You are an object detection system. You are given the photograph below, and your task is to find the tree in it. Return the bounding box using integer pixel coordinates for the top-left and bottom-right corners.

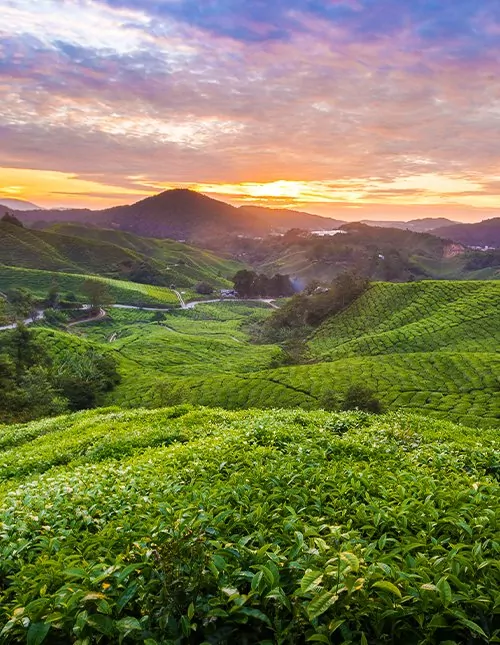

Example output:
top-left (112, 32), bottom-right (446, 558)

top-left (46, 278), bottom-right (60, 309)
top-left (82, 279), bottom-right (112, 312)
top-left (1, 212), bottom-right (23, 227)
top-left (6, 288), bottom-right (36, 320)
top-left (196, 281), bottom-right (214, 295)
top-left (341, 384), bottom-right (383, 413)
top-left (233, 270), bottom-right (257, 297)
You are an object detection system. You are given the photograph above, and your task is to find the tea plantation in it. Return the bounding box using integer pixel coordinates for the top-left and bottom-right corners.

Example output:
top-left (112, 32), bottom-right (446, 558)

top-left (0, 266), bottom-right (180, 307)
top-left (0, 406), bottom-right (498, 644)
top-left (95, 282), bottom-right (499, 428)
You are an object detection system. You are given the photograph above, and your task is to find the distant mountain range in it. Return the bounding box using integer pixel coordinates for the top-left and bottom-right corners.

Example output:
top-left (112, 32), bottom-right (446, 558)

top-left (0, 198), bottom-right (42, 211)
top-left (360, 217), bottom-right (459, 232)
top-left (3, 189), bottom-right (499, 247)
top-left (432, 218), bottom-right (500, 249)
top-left (7, 190), bottom-right (342, 243)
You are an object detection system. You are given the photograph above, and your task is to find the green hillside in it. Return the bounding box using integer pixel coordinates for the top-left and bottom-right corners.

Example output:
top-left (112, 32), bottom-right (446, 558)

top-left (108, 282), bottom-right (497, 426)
top-left (0, 266), bottom-right (179, 306)
top-left (0, 221), bottom-right (243, 288)
top-left (310, 281), bottom-right (500, 358)
top-left (0, 406), bottom-right (498, 643)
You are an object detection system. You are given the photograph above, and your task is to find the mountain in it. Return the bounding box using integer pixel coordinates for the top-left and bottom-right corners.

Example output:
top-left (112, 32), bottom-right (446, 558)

top-left (361, 217), bottom-right (459, 232)
top-left (239, 205), bottom-right (344, 231)
top-left (13, 189), bottom-right (344, 242)
top-left (433, 218), bottom-right (500, 248)
top-left (0, 198), bottom-right (42, 211)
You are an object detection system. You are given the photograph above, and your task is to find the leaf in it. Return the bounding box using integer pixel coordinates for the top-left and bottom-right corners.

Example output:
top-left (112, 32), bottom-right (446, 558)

top-left (300, 570), bottom-right (324, 594)
top-left (458, 618), bottom-right (488, 640)
top-left (117, 563), bottom-right (142, 583)
top-left (420, 583), bottom-right (437, 592)
top-left (187, 602), bottom-right (195, 620)
top-left (116, 616), bottom-right (141, 634)
top-left (86, 614), bottom-right (115, 636)
top-left (116, 582), bottom-right (138, 613)
top-left (307, 591), bottom-right (339, 620)
top-left (340, 552), bottom-right (359, 573)
top-left (361, 634), bottom-right (368, 645)
top-left (307, 634), bottom-right (331, 643)
top-left (436, 577), bottom-right (452, 606)
top-left (27, 622), bottom-right (50, 645)
top-left (372, 581), bottom-right (402, 599)
top-left (238, 608), bottom-right (271, 626)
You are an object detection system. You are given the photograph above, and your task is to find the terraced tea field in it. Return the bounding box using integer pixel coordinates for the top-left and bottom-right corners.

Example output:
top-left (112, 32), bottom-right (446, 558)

top-left (0, 406), bottom-right (498, 643)
top-left (136, 281), bottom-right (500, 427)
top-left (311, 281), bottom-right (500, 359)
top-left (0, 266), bottom-right (180, 306)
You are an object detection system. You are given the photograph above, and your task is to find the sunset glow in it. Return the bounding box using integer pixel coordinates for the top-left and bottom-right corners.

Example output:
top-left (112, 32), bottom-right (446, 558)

top-left (1, 0), bottom-right (500, 220)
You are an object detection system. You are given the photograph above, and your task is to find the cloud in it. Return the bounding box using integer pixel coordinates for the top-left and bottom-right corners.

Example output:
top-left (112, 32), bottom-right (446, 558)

top-left (1, 0), bottom-right (500, 217)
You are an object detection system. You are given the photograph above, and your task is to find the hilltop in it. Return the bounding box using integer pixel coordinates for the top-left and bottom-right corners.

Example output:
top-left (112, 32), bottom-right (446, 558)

top-left (215, 222), bottom-right (500, 282)
top-left (0, 198), bottom-right (42, 211)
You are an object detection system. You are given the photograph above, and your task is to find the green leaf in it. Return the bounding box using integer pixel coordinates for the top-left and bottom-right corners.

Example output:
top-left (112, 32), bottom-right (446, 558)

top-left (361, 633), bottom-right (368, 645)
top-left (86, 614), bottom-right (115, 636)
top-left (300, 570), bottom-right (324, 594)
top-left (238, 608), bottom-right (271, 626)
top-left (116, 616), bottom-right (141, 634)
top-left (307, 634), bottom-right (331, 643)
top-left (307, 591), bottom-right (339, 620)
top-left (187, 602), bottom-right (195, 620)
top-left (372, 581), bottom-right (402, 598)
top-left (27, 622), bottom-right (50, 645)
top-left (340, 552), bottom-right (360, 572)
top-left (436, 577), bottom-right (452, 606)
top-left (458, 618), bottom-right (488, 640)
top-left (116, 582), bottom-right (138, 613)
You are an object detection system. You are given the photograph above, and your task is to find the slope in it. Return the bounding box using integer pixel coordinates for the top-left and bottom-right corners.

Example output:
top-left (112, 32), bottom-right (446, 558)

top-left (139, 281), bottom-right (500, 427)
top-left (0, 266), bottom-right (179, 306)
top-left (0, 406), bottom-right (498, 643)
top-left (0, 220), bottom-right (243, 288)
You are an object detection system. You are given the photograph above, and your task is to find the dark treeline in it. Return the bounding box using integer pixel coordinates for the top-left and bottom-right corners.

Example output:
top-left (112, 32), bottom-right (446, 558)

top-left (232, 270), bottom-right (295, 298)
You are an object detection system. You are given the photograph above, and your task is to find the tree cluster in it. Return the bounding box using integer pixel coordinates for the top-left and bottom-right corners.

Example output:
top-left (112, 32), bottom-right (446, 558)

top-left (0, 325), bottom-right (120, 423)
top-left (266, 271), bottom-right (370, 331)
top-left (232, 270), bottom-right (295, 298)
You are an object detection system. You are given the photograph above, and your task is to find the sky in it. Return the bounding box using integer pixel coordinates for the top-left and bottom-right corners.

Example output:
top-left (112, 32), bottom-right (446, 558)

top-left (1, 0), bottom-right (500, 221)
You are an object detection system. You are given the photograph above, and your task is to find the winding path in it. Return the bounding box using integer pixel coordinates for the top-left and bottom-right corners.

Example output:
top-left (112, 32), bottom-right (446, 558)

top-left (0, 297), bottom-right (279, 332)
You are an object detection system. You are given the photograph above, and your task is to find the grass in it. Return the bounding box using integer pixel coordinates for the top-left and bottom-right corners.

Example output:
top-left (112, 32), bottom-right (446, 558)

top-left (0, 406), bottom-right (498, 643)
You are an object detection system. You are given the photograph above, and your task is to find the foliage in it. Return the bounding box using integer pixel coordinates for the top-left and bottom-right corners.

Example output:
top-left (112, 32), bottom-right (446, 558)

top-left (195, 281), bottom-right (214, 295)
top-left (1, 212), bottom-right (23, 227)
top-left (341, 384), bottom-right (384, 413)
top-left (82, 278), bottom-right (112, 312)
top-left (264, 272), bottom-right (370, 333)
top-left (233, 270), bottom-right (295, 298)
top-left (5, 288), bottom-right (36, 320)
top-left (0, 407), bottom-right (498, 643)
top-left (0, 326), bottom-right (120, 423)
